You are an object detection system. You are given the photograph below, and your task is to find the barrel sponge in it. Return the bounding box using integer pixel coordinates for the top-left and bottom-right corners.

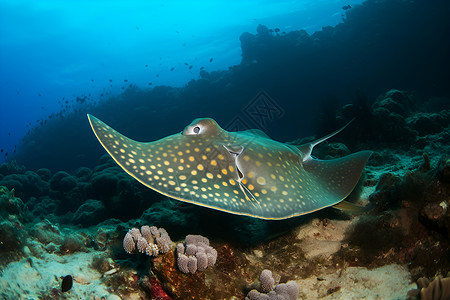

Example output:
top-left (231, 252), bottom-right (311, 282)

top-left (187, 256), bottom-right (197, 273)
top-left (136, 236), bottom-right (148, 253)
top-left (185, 234), bottom-right (209, 246)
top-left (274, 281), bottom-right (299, 300)
top-left (123, 230), bottom-right (136, 254)
top-left (177, 253), bottom-right (189, 273)
top-left (260, 269), bottom-right (275, 293)
top-left (245, 270), bottom-right (299, 300)
top-left (196, 251), bottom-right (208, 271)
top-left (176, 234), bottom-right (217, 274)
top-left (122, 225), bottom-right (172, 257)
top-left (141, 225), bottom-right (154, 244)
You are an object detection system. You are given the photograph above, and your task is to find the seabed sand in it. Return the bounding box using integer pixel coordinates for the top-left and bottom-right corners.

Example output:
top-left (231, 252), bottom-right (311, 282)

top-left (0, 213), bottom-right (416, 299)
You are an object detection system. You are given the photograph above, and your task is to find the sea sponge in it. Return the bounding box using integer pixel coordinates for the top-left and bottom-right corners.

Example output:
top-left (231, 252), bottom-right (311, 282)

top-left (122, 225), bottom-right (172, 257)
top-left (123, 230), bottom-right (137, 254)
top-left (260, 269), bottom-right (275, 293)
top-left (176, 234), bottom-right (217, 274)
top-left (407, 274), bottom-right (450, 300)
top-left (245, 270), bottom-right (299, 300)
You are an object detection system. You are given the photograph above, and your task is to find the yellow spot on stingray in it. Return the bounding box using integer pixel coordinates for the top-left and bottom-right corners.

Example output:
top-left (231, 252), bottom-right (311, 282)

top-left (229, 165), bottom-right (234, 172)
top-left (242, 179), bottom-right (248, 185)
top-left (120, 149), bottom-right (125, 153)
top-left (179, 175), bottom-right (187, 180)
top-left (270, 174), bottom-right (276, 180)
top-left (175, 187), bottom-right (181, 192)
top-left (248, 184), bottom-right (254, 190)
top-left (139, 159), bottom-right (145, 163)
top-left (271, 186), bottom-right (277, 192)
top-left (247, 172), bottom-right (254, 178)
top-left (194, 147), bottom-right (200, 152)
top-left (279, 175), bottom-right (285, 181)
top-left (243, 155), bottom-right (250, 161)
top-left (256, 161), bottom-right (261, 167)
top-left (146, 170), bottom-right (152, 175)
top-left (257, 177), bottom-right (266, 185)
top-left (214, 184), bottom-right (220, 189)
top-left (261, 189), bottom-right (267, 194)
top-left (197, 164), bottom-right (204, 171)
top-left (210, 160), bottom-right (217, 166)
top-left (150, 165), bottom-right (156, 169)
top-left (282, 191), bottom-right (288, 195)
top-left (258, 153), bottom-right (263, 158)
top-left (178, 151), bottom-right (183, 156)
top-left (189, 156), bottom-right (195, 162)
top-left (140, 166), bottom-right (146, 170)
top-left (202, 155), bottom-right (207, 160)
top-left (168, 180), bottom-right (176, 186)
top-left (201, 194), bottom-right (208, 199)
top-left (168, 168), bottom-right (174, 173)
top-left (222, 182), bottom-right (228, 187)
top-left (229, 179), bottom-right (236, 185)
top-left (191, 170), bottom-right (198, 176)
top-left (201, 178), bottom-right (208, 183)
top-left (154, 175), bottom-right (160, 180)
top-left (206, 173), bottom-right (214, 179)
top-left (178, 166), bottom-right (184, 171)
top-left (233, 190), bottom-right (239, 194)
top-left (221, 169), bottom-right (227, 175)
top-left (164, 160), bottom-right (170, 166)
top-left (129, 159), bottom-right (135, 164)
top-left (217, 154), bottom-right (225, 160)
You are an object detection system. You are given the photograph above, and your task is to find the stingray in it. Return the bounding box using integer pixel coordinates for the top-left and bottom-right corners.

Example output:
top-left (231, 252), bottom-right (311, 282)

top-left (87, 115), bottom-right (372, 220)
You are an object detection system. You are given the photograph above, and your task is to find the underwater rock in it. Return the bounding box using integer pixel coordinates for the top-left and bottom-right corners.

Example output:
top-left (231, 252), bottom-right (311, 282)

top-left (36, 168), bottom-right (51, 181)
top-left (0, 185), bottom-right (31, 223)
top-left (49, 171), bottom-right (77, 192)
top-left (0, 161), bottom-right (26, 176)
top-left (0, 171), bottom-right (50, 200)
top-left (73, 166), bottom-right (92, 182)
top-left (72, 199), bottom-right (106, 227)
top-left (0, 221), bottom-right (25, 264)
top-left (408, 110), bottom-right (450, 135)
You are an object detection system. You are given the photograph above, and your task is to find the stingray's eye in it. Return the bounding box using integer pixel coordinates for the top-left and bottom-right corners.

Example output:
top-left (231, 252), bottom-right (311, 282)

top-left (193, 126), bottom-right (200, 134)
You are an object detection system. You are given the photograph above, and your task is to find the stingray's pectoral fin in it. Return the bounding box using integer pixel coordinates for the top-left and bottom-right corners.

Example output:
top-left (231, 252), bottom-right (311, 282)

top-left (304, 150), bottom-right (373, 202)
top-left (332, 200), bottom-right (371, 213)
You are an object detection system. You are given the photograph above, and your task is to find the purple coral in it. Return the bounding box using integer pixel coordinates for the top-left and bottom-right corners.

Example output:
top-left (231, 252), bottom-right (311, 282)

top-left (176, 234), bottom-right (217, 274)
top-left (246, 270), bottom-right (299, 300)
top-left (122, 225), bottom-right (172, 257)
top-left (260, 269), bottom-right (275, 293)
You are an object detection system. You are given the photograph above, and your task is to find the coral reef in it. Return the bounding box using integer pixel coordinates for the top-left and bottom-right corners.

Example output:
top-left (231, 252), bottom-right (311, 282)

top-left (245, 269), bottom-right (299, 300)
top-left (176, 234), bottom-right (217, 274)
top-left (407, 274), bottom-right (450, 300)
top-left (123, 225), bottom-right (172, 256)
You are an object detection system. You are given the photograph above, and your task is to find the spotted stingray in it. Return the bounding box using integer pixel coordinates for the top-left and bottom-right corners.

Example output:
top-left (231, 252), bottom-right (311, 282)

top-left (87, 115), bottom-right (372, 220)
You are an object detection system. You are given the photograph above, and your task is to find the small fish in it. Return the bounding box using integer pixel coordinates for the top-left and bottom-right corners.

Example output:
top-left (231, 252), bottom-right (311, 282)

top-left (61, 275), bottom-right (73, 292)
top-left (342, 5), bottom-right (352, 10)
top-left (88, 116), bottom-right (371, 220)
top-left (209, 58), bottom-right (213, 63)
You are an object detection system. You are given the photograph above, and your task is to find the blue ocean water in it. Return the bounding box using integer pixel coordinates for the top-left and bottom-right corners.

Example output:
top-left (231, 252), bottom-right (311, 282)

top-left (0, 0), bottom-right (363, 164)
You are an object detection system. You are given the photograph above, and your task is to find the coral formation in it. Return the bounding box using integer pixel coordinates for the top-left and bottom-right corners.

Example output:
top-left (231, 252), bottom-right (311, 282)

top-left (246, 269), bottom-right (299, 300)
top-left (407, 274), bottom-right (450, 300)
top-left (176, 234), bottom-right (217, 274)
top-left (123, 225), bottom-right (172, 257)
